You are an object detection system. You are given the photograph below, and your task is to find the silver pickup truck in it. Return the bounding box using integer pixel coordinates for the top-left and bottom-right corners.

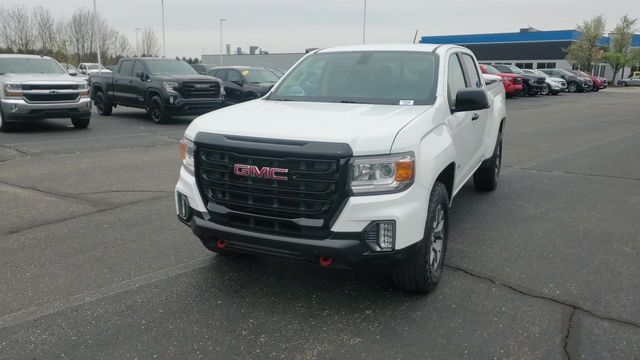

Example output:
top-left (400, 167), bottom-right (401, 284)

top-left (0, 54), bottom-right (92, 132)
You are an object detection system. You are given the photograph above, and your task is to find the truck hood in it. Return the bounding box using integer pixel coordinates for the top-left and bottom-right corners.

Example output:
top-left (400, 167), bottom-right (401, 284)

top-left (186, 100), bottom-right (430, 155)
top-left (154, 74), bottom-right (220, 82)
top-left (1, 73), bottom-right (82, 83)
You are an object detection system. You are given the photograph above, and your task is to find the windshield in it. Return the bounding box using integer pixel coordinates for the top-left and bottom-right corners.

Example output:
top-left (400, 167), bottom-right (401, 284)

top-left (244, 69), bottom-right (279, 83)
top-left (87, 64), bottom-right (107, 70)
top-left (146, 60), bottom-right (198, 75)
top-left (482, 65), bottom-right (501, 75)
top-left (0, 58), bottom-right (66, 75)
top-left (269, 51), bottom-right (438, 105)
top-left (505, 65), bottom-right (523, 74)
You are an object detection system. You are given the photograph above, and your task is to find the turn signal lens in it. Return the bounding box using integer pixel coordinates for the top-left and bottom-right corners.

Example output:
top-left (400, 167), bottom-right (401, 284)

top-left (395, 160), bottom-right (414, 182)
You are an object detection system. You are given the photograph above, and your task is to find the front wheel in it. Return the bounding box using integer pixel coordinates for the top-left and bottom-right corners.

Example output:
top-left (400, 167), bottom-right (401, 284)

top-left (71, 117), bottom-right (90, 129)
top-left (621, 81), bottom-right (628, 87)
top-left (0, 108), bottom-right (17, 132)
top-left (148, 96), bottom-right (169, 124)
top-left (540, 84), bottom-right (550, 95)
top-left (473, 131), bottom-right (502, 191)
top-left (567, 82), bottom-right (578, 93)
top-left (94, 91), bottom-right (112, 116)
top-left (390, 182), bottom-right (449, 294)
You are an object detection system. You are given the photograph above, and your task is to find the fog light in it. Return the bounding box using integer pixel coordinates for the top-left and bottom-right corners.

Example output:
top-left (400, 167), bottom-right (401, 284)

top-left (378, 222), bottom-right (395, 249)
top-left (170, 96), bottom-right (175, 104)
top-left (10, 103), bottom-right (18, 112)
top-left (176, 192), bottom-right (192, 222)
top-left (362, 221), bottom-right (395, 251)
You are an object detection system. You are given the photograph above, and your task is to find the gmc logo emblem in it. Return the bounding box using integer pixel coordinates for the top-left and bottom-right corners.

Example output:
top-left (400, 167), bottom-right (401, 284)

top-left (233, 164), bottom-right (289, 181)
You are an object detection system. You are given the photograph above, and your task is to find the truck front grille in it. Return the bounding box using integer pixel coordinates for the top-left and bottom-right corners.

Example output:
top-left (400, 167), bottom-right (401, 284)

top-left (24, 93), bottom-right (79, 102)
top-left (196, 145), bottom-right (350, 238)
top-left (180, 81), bottom-right (221, 99)
top-left (22, 84), bottom-right (79, 90)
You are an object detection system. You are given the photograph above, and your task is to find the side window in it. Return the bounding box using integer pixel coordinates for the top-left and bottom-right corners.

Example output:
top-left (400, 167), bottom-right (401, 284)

top-left (228, 70), bottom-right (243, 83)
top-left (132, 61), bottom-right (144, 77)
top-left (213, 69), bottom-right (227, 80)
top-left (119, 60), bottom-right (134, 76)
top-left (447, 54), bottom-right (467, 108)
top-left (461, 54), bottom-right (482, 88)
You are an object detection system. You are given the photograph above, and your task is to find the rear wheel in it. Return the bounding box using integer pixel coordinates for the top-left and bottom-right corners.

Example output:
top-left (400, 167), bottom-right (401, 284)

top-left (567, 82), bottom-right (578, 93)
top-left (473, 131), bottom-right (502, 191)
top-left (148, 96), bottom-right (169, 124)
top-left (94, 91), bottom-right (112, 115)
top-left (390, 182), bottom-right (449, 294)
top-left (71, 117), bottom-right (90, 129)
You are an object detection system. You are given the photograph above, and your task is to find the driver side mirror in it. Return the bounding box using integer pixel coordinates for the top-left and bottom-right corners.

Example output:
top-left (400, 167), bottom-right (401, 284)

top-left (452, 88), bottom-right (490, 113)
top-left (135, 71), bottom-right (145, 80)
top-left (232, 78), bottom-right (244, 86)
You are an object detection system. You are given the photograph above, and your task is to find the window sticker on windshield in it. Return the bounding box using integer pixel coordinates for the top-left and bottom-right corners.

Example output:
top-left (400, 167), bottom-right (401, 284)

top-left (399, 100), bottom-right (414, 106)
top-left (242, 70), bottom-right (249, 76)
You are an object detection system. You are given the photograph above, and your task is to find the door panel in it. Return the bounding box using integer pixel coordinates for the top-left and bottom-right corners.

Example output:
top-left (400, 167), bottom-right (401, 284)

top-left (446, 53), bottom-right (477, 187)
top-left (460, 53), bottom-right (489, 167)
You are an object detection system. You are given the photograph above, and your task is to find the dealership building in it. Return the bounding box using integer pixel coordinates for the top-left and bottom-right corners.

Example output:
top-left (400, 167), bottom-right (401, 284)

top-left (202, 28), bottom-right (639, 81)
top-left (420, 28), bottom-right (640, 81)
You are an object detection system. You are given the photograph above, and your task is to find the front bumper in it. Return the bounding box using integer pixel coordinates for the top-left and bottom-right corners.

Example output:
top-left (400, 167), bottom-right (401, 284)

top-left (186, 210), bottom-right (418, 265)
top-left (163, 96), bottom-right (224, 115)
top-left (175, 163), bottom-right (429, 264)
top-left (1, 97), bottom-right (92, 120)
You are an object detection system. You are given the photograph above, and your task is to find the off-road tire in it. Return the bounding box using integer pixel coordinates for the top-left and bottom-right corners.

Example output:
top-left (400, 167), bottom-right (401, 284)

top-left (390, 181), bottom-right (449, 294)
top-left (473, 131), bottom-right (502, 191)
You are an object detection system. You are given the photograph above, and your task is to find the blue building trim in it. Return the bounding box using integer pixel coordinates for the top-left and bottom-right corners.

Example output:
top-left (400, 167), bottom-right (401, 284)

top-left (420, 30), bottom-right (621, 47)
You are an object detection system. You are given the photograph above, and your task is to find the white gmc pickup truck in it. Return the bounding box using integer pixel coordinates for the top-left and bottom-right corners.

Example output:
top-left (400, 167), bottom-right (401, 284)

top-left (175, 44), bottom-right (506, 293)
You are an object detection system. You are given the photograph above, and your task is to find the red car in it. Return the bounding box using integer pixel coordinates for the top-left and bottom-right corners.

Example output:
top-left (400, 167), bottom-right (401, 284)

top-left (479, 64), bottom-right (524, 97)
top-left (568, 70), bottom-right (607, 91)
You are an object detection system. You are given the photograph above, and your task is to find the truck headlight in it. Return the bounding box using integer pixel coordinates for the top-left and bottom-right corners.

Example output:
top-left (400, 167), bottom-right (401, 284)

top-left (78, 82), bottom-right (89, 96)
top-left (349, 152), bottom-right (414, 195)
top-left (180, 137), bottom-right (195, 174)
top-left (163, 81), bottom-right (179, 92)
top-left (4, 83), bottom-right (22, 97)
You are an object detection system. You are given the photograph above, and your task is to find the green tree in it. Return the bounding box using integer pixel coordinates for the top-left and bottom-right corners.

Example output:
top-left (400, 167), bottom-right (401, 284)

top-left (603, 15), bottom-right (638, 82)
top-left (566, 15), bottom-right (607, 72)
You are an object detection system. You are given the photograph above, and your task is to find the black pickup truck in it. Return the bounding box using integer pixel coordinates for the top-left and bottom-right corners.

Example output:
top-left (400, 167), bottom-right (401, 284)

top-left (90, 58), bottom-right (224, 123)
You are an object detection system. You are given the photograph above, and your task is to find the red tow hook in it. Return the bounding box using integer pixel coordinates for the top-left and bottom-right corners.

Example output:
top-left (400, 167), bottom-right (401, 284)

top-left (319, 256), bottom-right (334, 267)
top-left (216, 239), bottom-right (227, 249)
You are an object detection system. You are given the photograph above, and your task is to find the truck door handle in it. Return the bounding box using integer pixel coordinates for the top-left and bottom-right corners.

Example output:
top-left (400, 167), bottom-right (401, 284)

top-left (129, 80), bottom-right (133, 84)
top-left (471, 113), bottom-right (480, 121)
top-left (114, 79), bottom-right (118, 83)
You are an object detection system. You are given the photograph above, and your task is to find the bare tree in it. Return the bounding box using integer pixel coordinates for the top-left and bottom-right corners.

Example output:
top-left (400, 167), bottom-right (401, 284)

top-left (0, 6), bottom-right (16, 50)
top-left (140, 28), bottom-right (160, 56)
top-left (33, 6), bottom-right (57, 50)
top-left (10, 5), bottom-right (35, 51)
top-left (66, 8), bottom-right (93, 62)
top-left (113, 33), bottom-right (133, 57)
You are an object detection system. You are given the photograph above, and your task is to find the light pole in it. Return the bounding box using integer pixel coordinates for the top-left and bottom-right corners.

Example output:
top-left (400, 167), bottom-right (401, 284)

top-left (161, 0), bottom-right (166, 57)
top-left (135, 27), bottom-right (141, 56)
top-left (219, 18), bottom-right (227, 65)
top-left (362, 0), bottom-right (367, 44)
top-left (92, 0), bottom-right (102, 72)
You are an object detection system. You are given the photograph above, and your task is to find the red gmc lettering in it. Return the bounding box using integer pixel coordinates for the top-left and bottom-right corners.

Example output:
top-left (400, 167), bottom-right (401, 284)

top-left (233, 164), bottom-right (288, 180)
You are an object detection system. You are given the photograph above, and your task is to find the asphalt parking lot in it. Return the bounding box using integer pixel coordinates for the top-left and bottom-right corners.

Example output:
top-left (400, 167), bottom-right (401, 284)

top-left (1, 89), bottom-right (639, 359)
